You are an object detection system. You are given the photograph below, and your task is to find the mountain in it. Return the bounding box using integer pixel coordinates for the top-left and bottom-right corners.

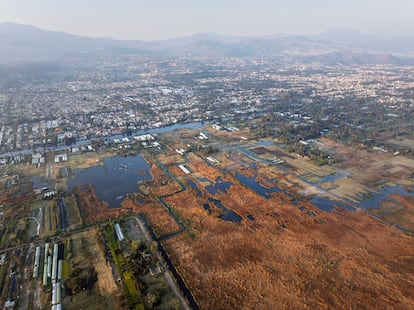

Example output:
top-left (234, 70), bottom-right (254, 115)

top-left (1, 23), bottom-right (414, 64)
top-left (0, 23), bottom-right (153, 62)
top-left (314, 28), bottom-right (414, 52)
top-left (302, 51), bottom-right (404, 66)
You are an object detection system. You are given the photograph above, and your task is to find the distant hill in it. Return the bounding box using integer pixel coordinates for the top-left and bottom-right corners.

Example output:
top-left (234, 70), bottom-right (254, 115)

top-left (0, 22), bottom-right (152, 62)
top-left (314, 28), bottom-right (414, 53)
top-left (1, 23), bottom-right (414, 64)
top-left (303, 51), bottom-right (404, 66)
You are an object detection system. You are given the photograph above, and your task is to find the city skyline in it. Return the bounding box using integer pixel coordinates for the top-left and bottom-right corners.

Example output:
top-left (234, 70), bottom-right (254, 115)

top-left (1, 0), bottom-right (413, 40)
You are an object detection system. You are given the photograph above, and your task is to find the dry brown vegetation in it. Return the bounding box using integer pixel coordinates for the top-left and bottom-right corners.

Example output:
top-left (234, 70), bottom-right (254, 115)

top-left (88, 228), bottom-right (119, 296)
top-left (47, 131), bottom-right (414, 309)
top-left (147, 163), bottom-right (181, 196)
top-left (320, 137), bottom-right (414, 186)
top-left (157, 153), bottom-right (185, 166)
top-left (163, 196), bottom-right (414, 309)
top-left (370, 194), bottom-right (414, 232)
top-left (122, 198), bottom-right (180, 237)
top-left (0, 181), bottom-right (36, 206)
top-left (205, 126), bottom-right (255, 142)
top-left (74, 185), bottom-right (114, 223)
top-left (142, 146), bottom-right (414, 309)
top-left (316, 137), bottom-right (414, 230)
top-left (68, 152), bottom-right (112, 170)
top-left (74, 185), bottom-right (157, 224)
top-left (187, 153), bottom-right (224, 181)
top-left (67, 228), bottom-right (124, 309)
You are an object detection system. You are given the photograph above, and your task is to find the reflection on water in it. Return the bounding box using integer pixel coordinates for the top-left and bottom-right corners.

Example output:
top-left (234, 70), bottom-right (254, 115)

top-left (311, 196), bottom-right (353, 212)
top-left (208, 198), bottom-right (242, 222)
top-left (205, 177), bottom-right (233, 195)
top-left (203, 203), bottom-right (211, 211)
top-left (236, 172), bottom-right (284, 199)
top-left (317, 172), bottom-right (350, 184)
top-left (67, 154), bottom-right (151, 208)
top-left (310, 185), bottom-right (414, 213)
top-left (188, 180), bottom-right (202, 196)
top-left (256, 140), bottom-right (274, 147)
top-left (357, 185), bottom-right (414, 209)
top-left (196, 177), bottom-right (212, 185)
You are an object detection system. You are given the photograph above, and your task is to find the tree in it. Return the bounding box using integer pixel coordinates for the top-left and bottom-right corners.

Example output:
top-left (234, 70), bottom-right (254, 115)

top-left (131, 240), bottom-right (141, 253)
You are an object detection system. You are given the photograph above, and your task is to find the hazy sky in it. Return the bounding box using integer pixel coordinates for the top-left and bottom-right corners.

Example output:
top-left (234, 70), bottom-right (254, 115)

top-left (0, 0), bottom-right (413, 40)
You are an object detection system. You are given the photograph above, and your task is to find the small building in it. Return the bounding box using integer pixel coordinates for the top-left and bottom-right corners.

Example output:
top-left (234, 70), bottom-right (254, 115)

top-left (11, 174), bottom-right (19, 185)
top-left (176, 148), bottom-right (185, 155)
top-left (32, 153), bottom-right (45, 165)
top-left (134, 134), bottom-right (154, 142)
top-left (198, 132), bottom-right (209, 140)
top-left (178, 164), bottom-right (191, 174)
top-left (54, 154), bottom-right (67, 163)
top-left (44, 191), bottom-right (56, 199)
top-left (114, 223), bottom-right (124, 241)
top-left (56, 131), bottom-right (74, 143)
top-left (206, 156), bottom-right (219, 165)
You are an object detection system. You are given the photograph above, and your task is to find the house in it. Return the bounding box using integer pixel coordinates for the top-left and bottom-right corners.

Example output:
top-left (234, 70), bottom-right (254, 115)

top-left (54, 154), bottom-right (68, 163)
top-left (32, 153), bottom-right (45, 165)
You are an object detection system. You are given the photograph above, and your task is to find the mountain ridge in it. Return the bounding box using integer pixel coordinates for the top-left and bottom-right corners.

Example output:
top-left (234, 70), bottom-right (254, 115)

top-left (1, 22), bottom-right (414, 64)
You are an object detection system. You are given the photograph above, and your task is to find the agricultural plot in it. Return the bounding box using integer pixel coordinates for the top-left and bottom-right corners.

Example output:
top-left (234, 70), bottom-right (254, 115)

top-left (62, 194), bottom-right (83, 228)
top-left (62, 228), bottom-right (121, 310)
top-left (41, 200), bottom-right (58, 237)
top-left (101, 220), bottom-right (182, 309)
top-left (387, 137), bottom-right (414, 151)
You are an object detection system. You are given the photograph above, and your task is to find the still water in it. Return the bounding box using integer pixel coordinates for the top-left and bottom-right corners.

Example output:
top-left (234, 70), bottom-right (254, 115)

top-left (356, 185), bottom-right (414, 209)
top-left (67, 154), bottom-right (151, 208)
top-left (205, 177), bottom-right (233, 195)
top-left (208, 198), bottom-right (242, 222)
top-left (236, 172), bottom-right (284, 199)
top-left (188, 180), bottom-right (202, 196)
top-left (310, 196), bottom-right (354, 212)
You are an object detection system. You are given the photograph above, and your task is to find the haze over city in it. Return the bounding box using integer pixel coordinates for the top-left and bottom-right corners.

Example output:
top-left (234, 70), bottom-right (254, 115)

top-left (1, 0), bottom-right (414, 40)
top-left (1, 1), bottom-right (414, 310)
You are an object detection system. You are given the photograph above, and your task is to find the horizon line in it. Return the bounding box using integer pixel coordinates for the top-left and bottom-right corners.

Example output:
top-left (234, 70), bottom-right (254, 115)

top-left (2, 21), bottom-right (412, 42)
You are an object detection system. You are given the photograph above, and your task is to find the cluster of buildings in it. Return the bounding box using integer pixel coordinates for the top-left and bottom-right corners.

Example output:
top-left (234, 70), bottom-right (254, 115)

top-left (0, 57), bottom-right (413, 157)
